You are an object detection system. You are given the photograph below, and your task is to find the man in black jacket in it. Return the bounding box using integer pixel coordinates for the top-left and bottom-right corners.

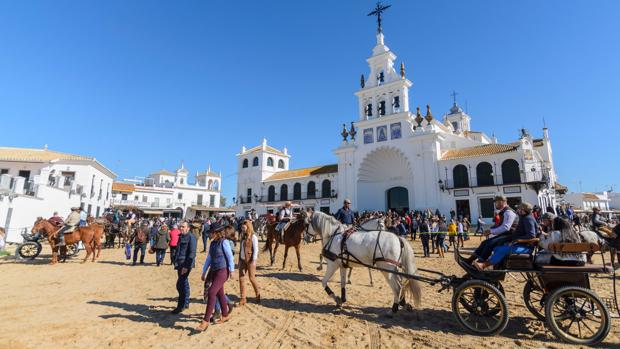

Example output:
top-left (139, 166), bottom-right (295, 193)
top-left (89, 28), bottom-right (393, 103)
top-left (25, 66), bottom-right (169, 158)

top-left (171, 221), bottom-right (197, 314)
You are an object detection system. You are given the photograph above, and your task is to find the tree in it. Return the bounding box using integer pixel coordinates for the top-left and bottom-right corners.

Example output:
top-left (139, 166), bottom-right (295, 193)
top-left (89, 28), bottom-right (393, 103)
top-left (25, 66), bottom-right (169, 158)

top-left (220, 196), bottom-right (227, 207)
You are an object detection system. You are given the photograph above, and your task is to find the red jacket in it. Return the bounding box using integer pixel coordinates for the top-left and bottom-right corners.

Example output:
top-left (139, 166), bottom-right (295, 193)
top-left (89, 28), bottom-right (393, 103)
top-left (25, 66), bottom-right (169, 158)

top-left (169, 228), bottom-right (181, 247)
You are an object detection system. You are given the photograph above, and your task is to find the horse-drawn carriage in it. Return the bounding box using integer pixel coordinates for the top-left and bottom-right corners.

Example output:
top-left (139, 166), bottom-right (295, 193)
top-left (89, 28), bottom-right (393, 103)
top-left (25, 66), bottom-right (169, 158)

top-left (451, 240), bottom-right (618, 345)
top-left (307, 211), bottom-right (619, 346)
top-left (16, 231), bottom-right (79, 260)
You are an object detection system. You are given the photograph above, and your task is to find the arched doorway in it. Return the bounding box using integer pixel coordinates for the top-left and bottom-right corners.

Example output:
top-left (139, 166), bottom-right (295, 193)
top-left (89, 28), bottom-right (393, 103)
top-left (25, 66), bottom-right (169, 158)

top-left (387, 187), bottom-right (409, 212)
top-left (357, 146), bottom-right (413, 211)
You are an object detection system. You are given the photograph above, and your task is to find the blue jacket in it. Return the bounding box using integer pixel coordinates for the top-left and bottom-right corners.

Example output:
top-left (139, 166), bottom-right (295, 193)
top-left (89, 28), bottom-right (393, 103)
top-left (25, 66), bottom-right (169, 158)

top-left (335, 208), bottom-right (354, 225)
top-left (512, 213), bottom-right (538, 241)
top-left (175, 233), bottom-right (197, 270)
top-left (202, 239), bottom-right (235, 274)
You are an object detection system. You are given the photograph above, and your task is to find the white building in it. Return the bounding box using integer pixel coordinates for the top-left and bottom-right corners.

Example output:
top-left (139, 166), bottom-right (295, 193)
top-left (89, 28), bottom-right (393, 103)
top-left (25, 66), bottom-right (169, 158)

top-left (236, 25), bottom-right (563, 221)
top-left (608, 192), bottom-right (620, 211)
top-left (111, 164), bottom-right (228, 218)
top-left (564, 192), bottom-right (611, 212)
top-left (0, 147), bottom-right (116, 242)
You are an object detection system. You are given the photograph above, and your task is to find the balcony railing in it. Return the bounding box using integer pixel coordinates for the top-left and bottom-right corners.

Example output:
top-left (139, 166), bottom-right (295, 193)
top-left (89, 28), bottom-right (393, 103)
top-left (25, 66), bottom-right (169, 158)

top-left (442, 170), bottom-right (549, 191)
top-left (242, 191), bottom-right (337, 204)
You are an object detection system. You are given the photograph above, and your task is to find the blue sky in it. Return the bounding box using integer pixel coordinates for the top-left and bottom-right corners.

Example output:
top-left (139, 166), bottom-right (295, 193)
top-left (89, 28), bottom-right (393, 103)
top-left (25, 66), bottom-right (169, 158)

top-left (1, 0), bottom-right (618, 202)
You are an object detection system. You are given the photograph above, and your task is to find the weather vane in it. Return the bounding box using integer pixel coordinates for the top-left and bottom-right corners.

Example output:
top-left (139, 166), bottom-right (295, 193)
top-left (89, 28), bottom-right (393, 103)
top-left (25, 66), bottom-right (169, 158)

top-left (368, 2), bottom-right (391, 33)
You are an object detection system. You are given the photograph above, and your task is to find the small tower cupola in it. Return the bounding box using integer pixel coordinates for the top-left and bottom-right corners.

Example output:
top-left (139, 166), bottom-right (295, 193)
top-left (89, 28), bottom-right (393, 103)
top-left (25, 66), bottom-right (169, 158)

top-left (443, 91), bottom-right (471, 133)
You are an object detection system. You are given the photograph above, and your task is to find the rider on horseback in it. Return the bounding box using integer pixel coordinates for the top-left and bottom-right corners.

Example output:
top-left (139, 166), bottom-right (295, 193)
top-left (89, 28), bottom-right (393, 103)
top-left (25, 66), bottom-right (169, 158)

top-left (55, 207), bottom-right (81, 246)
top-left (276, 201), bottom-right (294, 243)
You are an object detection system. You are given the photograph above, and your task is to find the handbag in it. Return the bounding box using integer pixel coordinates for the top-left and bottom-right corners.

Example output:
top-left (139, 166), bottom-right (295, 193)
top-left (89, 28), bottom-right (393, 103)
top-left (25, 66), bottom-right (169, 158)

top-left (124, 243), bottom-right (131, 260)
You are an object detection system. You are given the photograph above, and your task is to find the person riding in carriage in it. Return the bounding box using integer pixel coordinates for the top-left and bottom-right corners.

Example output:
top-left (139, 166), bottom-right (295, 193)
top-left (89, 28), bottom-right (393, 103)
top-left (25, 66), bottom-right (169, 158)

top-left (55, 207), bottom-right (81, 246)
top-left (276, 201), bottom-right (294, 243)
top-left (473, 202), bottom-right (538, 271)
top-left (465, 195), bottom-right (518, 264)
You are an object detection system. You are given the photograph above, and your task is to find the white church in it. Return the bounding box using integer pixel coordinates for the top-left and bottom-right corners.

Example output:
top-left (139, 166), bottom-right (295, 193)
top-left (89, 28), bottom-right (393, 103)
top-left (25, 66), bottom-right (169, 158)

top-left (235, 19), bottom-right (563, 222)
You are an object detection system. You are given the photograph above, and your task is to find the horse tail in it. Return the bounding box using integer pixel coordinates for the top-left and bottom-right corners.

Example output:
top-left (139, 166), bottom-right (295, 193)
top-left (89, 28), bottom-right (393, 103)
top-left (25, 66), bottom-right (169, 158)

top-left (399, 236), bottom-right (422, 308)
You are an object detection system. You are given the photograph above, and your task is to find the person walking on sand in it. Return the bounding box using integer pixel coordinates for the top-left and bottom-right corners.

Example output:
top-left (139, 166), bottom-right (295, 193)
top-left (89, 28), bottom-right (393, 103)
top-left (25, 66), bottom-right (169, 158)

top-left (171, 222), bottom-right (196, 314)
top-left (154, 224), bottom-right (170, 266)
top-left (197, 221), bottom-right (235, 331)
top-left (238, 220), bottom-right (260, 305)
top-left (169, 224), bottom-right (180, 265)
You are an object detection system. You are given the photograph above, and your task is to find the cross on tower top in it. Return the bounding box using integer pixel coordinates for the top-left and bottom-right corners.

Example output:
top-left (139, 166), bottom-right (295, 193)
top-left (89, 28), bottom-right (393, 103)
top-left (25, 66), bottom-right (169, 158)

top-left (451, 90), bottom-right (459, 105)
top-left (368, 2), bottom-right (391, 33)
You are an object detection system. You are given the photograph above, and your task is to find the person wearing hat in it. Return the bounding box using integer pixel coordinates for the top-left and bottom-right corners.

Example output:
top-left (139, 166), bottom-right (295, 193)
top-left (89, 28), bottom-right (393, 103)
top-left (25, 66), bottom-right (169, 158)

top-left (54, 207), bottom-right (81, 247)
top-left (276, 201), bottom-right (294, 242)
top-left (592, 206), bottom-right (617, 239)
top-left (335, 199), bottom-right (354, 227)
top-left (473, 202), bottom-right (538, 270)
top-left (197, 221), bottom-right (235, 331)
top-left (465, 195), bottom-right (518, 264)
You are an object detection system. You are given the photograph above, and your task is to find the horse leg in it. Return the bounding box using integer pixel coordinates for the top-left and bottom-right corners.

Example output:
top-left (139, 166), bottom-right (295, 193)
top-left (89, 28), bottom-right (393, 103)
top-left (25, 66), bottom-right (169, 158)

top-left (347, 267), bottom-right (353, 284)
top-left (340, 267), bottom-right (347, 303)
top-left (322, 261), bottom-right (342, 306)
top-left (380, 266), bottom-right (401, 314)
top-left (50, 240), bottom-right (58, 264)
top-left (82, 238), bottom-right (93, 264)
top-left (317, 254), bottom-right (323, 271)
top-left (281, 245), bottom-right (289, 270)
top-left (294, 244), bottom-right (302, 272)
top-left (272, 241), bottom-right (279, 266)
top-left (368, 268), bottom-right (374, 287)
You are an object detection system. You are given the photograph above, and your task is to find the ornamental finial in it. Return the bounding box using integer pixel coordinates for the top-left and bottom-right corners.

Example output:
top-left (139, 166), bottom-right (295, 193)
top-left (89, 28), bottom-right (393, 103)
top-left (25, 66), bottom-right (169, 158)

top-left (425, 104), bottom-right (434, 125)
top-left (400, 62), bottom-right (405, 78)
top-left (349, 122), bottom-right (357, 141)
top-left (341, 123), bottom-right (349, 141)
top-left (415, 107), bottom-right (423, 127)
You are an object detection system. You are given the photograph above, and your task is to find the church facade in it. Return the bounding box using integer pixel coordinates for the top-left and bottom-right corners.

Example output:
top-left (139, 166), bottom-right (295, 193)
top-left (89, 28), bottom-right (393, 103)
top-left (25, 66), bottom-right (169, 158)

top-left (235, 29), bottom-right (562, 222)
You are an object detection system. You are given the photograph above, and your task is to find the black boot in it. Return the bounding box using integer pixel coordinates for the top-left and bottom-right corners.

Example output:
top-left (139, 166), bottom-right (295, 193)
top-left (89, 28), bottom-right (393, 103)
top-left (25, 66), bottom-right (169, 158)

top-left (56, 233), bottom-right (66, 247)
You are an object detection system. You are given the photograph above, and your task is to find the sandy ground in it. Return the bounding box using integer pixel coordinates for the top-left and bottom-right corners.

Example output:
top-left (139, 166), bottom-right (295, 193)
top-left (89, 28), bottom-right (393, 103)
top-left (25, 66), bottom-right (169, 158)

top-left (1, 236), bottom-right (619, 349)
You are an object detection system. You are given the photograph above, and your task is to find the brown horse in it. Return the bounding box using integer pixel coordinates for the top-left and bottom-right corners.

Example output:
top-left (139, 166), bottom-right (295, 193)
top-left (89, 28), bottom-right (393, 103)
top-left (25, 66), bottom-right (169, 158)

top-left (262, 210), bottom-right (308, 271)
top-left (31, 218), bottom-right (104, 264)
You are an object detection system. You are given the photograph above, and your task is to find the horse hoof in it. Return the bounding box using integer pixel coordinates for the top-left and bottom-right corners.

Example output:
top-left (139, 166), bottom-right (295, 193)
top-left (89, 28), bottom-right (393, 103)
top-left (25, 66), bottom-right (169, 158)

top-left (405, 304), bottom-right (414, 312)
top-left (347, 280), bottom-right (352, 285)
top-left (316, 266), bottom-right (323, 271)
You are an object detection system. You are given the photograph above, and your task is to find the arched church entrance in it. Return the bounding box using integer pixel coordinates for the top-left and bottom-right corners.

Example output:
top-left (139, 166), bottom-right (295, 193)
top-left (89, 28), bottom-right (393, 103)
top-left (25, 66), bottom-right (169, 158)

top-left (387, 187), bottom-right (409, 212)
top-left (357, 146), bottom-right (414, 211)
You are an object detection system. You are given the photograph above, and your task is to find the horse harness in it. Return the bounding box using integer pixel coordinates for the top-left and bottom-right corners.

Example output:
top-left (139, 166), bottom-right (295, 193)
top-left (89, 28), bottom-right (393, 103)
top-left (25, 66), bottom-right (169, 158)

top-left (322, 226), bottom-right (404, 269)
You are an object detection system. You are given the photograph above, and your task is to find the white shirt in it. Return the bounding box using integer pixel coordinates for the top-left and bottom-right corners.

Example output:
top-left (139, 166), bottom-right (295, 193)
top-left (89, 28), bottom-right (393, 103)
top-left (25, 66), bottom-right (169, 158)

top-left (239, 234), bottom-right (259, 262)
top-left (279, 208), bottom-right (293, 221)
top-left (490, 209), bottom-right (517, 236)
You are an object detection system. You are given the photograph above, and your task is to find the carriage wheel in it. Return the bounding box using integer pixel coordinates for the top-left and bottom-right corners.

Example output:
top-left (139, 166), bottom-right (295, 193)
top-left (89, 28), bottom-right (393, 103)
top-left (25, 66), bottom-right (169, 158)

top-left (451, 280), bottom-right (509, 336)
top-left (17, 242), bottom-right (42, 260)
top-left (66, 243), bottom-right (80, 257)
top-left (523, 280), bottom-right (546, 321)
top-left (544, 286), bottom-right (610, 345)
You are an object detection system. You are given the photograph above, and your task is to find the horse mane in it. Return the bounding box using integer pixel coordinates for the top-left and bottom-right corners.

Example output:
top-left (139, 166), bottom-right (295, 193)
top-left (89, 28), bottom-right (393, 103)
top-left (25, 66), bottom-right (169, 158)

top-left (312, 211), bottom-right (342, 237)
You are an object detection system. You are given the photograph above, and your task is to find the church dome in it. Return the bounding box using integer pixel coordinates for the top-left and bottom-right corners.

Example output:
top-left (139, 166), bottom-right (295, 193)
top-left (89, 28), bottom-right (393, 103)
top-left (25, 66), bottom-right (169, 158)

top-left (449, 102), bottom-right (463, 115)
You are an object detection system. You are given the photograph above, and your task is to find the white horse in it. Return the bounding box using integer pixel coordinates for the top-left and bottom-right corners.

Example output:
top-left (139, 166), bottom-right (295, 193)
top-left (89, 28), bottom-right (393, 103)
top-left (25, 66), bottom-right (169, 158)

top-left (316, 217), bottom-right (386, 286)
top-left (308, 211), bottom-right (421, 313)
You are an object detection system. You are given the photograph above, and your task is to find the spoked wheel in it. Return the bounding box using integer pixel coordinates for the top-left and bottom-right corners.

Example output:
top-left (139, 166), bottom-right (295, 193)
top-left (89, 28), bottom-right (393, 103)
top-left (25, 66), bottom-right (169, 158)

top-left (17, 242), bottom-right (42, 260)
top-left (66, 243), bottom-right (80, 257)
top-left (523, 280), bottom-right (546, 321)
top-left (452, 280), bottom-right (509, 336)
top-left (544, 286), bottom-right (610, 345)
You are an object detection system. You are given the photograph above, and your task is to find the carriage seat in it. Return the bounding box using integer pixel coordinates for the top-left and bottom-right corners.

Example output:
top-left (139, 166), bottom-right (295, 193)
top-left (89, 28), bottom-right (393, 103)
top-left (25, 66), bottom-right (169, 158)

top-left (536, 242), bottom-right (614, 273)
top-left (504, 238), bottom-right (539, 269)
